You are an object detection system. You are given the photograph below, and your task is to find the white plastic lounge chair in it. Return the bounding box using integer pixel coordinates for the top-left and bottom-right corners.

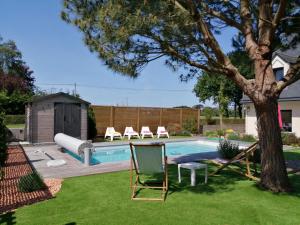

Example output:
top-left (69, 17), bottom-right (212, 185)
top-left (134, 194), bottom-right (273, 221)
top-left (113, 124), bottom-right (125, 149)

top-left (104, 127), bottom-right (122, 141)
top-left (157, 126), bottom-right (169, 139)
top-left (124, 127), bottom-right (140, 140)
top-left (140, 126), bottom-right (154, 139)
top-left (129, 142), bottom-right (168, 201)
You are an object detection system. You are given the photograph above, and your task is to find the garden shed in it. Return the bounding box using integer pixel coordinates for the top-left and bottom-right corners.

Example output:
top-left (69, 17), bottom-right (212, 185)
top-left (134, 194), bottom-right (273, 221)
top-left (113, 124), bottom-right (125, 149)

top-left (25, 92), bottom-right (90, 143)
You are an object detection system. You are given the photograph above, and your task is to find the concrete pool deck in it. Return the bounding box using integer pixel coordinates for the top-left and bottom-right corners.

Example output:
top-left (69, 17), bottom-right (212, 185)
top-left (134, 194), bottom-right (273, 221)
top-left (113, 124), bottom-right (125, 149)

top-left (22, 137), bottom-right (264, 179)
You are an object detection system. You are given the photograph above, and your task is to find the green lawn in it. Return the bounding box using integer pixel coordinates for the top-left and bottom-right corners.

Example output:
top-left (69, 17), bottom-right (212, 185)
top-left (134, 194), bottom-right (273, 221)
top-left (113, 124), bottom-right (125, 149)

top-left (284, 149), bottom-right (300, 160)
top-left (1, 163), bottom-right (300, 225)
top-left (5, 124), bottom-right (25, 129)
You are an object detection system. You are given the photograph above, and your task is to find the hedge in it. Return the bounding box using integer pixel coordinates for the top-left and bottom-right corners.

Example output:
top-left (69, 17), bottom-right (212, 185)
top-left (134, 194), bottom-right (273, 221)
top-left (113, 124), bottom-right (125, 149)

top-left (4, 115), bottom-right (25, 125)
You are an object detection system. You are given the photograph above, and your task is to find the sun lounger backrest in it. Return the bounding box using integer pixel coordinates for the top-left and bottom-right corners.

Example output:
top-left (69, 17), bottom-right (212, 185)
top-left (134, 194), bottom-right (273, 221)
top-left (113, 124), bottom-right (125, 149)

top-left (157, 126), bottom-right (166, 133)
top-left (131, 144), bottom-right (165, 174)
top-left (141, 126), bottom-right (150, 132)
top-left (106, 127), bottom-right (115, 134)
top-left (125, 127), bottom-right (134, 133)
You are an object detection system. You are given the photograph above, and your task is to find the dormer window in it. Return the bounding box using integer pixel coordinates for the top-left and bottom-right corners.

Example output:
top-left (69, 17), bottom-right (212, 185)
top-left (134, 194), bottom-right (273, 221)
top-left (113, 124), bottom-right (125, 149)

top-left (273, 67), bottom-right (284, 81)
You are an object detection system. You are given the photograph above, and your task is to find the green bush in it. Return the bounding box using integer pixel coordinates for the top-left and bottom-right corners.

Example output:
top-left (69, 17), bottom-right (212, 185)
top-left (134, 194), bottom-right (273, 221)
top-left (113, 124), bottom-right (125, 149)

top-left (182, 118), bottom-right (198, 134)
top-left (170, 130), bottom-right (192, 136)
top-left (18, 171), bottom-right (46, 192)
top-left (281, 132), bottom-right (300, 146)
top-left (4, 114), bottom-right (25, 125)
top-left (217, 140), bottom-right (240, 159)
top-left (87, 107), bottom-right (97, 140)
top-left (202, 108), bottom-right (216, 125)
top-left (216, 129), bottom-right (226, 137)
top-left (227, 133), bottom-right (240, 141)
top-left (204, 130), bottom-right (218, 137)
top-left (240, 134), bottom-right (257, 142)
top-left (0, 113), bottom-right (8, 179)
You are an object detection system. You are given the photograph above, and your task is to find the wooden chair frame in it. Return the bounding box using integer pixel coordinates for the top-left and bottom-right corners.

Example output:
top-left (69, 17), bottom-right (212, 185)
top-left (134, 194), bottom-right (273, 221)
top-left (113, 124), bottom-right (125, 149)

top-left (129, 143), bottom-right (168, 201)
top-left (210, 141), bottom-right (259, 181)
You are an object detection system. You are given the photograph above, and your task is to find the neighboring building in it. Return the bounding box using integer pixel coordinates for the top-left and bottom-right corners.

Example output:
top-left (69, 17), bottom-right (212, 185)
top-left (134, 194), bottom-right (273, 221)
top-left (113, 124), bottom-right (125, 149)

top-left (241, 44), bottom-right (300, 137)
top-left (25, 92), bottom-right (90, 143)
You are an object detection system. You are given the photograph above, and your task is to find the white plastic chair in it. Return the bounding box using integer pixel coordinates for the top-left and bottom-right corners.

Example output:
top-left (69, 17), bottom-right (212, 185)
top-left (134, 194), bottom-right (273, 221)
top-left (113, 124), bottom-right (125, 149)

top-left (124, 127), bottom-right (140, 140)
top-left (157, 126), bottom-right (169, 139)
top-left (140, 126), bottom-right (154, 139)
top-left (104, 127), bottom-right (122, 141)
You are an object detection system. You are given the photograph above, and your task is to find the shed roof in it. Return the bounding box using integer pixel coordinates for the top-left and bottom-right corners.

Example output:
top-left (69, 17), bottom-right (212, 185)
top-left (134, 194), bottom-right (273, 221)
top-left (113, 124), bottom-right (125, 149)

top-left (29, 92), bottom-right (90, 105)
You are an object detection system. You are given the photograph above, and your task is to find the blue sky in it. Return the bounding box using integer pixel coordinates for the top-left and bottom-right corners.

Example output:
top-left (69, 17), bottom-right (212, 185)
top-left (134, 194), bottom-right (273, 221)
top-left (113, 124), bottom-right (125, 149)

top-left (0, 0), bottom-right (235, 107)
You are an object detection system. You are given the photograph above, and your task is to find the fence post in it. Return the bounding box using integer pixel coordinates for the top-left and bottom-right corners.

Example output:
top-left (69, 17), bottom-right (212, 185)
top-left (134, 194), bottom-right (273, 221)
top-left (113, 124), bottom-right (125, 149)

top-left (180, 108), bottom-right (183, 130)
top-left (137, 108), bottom-right (140, 132)
top-left (110, 106), bottom-right (114, 127)
top-left (159, 108), bottom-right (162, 125)
top-left (197, 109), bottom-right (200, 133)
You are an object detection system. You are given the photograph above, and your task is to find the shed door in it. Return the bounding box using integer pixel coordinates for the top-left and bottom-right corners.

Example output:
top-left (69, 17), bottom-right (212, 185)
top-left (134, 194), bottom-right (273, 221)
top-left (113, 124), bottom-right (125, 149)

top-left (54, 103), bottom-right (81, 138)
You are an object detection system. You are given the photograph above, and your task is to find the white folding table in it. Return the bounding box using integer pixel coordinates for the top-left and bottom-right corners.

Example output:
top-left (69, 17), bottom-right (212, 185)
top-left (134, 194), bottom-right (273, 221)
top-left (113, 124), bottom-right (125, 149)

top-left (178, 162), bottom-right (208, 186)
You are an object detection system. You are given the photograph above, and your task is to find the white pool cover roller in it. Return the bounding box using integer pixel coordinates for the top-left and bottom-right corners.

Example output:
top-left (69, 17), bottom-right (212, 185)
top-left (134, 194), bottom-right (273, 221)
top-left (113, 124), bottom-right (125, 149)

top-left (54, 133), bottom-right (94, 165)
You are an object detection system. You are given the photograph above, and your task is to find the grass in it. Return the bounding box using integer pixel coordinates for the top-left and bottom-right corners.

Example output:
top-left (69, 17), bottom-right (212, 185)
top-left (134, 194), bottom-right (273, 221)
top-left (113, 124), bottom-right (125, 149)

top-left (1, 163), bottom-right (300, 225)
top-left (5, 124), bottom-right (25, 129)
top-left (284, 148), bottom-right (300, 160)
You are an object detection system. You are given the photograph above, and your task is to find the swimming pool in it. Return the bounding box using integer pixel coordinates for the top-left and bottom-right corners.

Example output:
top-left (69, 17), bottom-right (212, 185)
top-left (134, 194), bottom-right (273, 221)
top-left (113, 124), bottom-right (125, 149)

top-left (66, 141), bottom-right (218, 164)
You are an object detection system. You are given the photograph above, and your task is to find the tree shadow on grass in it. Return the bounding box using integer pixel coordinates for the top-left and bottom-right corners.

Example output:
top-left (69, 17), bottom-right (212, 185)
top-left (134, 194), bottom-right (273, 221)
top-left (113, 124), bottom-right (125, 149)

top-left (165, 163), bottom-right (249, 196)
top-left (283, 151), bottom-right (300, 161)
top-left (0, 211), bottom-right (16, 225)
top-left (250, 173), bottom-right (300, 198)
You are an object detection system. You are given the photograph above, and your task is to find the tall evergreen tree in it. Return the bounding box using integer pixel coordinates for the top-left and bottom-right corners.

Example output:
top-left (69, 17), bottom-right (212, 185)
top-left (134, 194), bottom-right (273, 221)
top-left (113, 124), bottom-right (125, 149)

top-left (62, 0), bottom-right (300, 192)
top-left (194, 50), bottom-right (253, 118)
top-left (0, 36), bottom-right (35, 114)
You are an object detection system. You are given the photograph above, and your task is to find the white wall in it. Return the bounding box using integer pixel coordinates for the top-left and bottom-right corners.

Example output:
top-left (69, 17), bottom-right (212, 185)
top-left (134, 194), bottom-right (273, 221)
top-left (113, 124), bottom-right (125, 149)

top-left (245, 101), bottom-right (300, 137)
top-left (272, 55), bottom-right (290, 74)
top-left (245, 103), bottom-right (258, 137)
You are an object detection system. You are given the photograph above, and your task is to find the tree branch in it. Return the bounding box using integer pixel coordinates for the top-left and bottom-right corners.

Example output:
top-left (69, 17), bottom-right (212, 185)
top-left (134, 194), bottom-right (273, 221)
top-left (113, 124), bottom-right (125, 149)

top-left (276, 58), bottom-right (300, 93)
top-left (258, 0), bottom-right (273, 47)
top-left (200, 3), bottom-right (244, 32)
top-left (273, 0), bottom-right (287, 28)
top-left (174, 0), bottom-right (250, 93)
top-left (240, 0), bottom-right (258, 59)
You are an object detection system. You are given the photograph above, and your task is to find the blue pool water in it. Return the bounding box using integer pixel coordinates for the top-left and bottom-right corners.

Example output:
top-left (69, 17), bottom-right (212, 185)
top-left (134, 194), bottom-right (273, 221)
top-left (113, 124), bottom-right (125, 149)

top-left (67, 141), bottom-right (217, 164)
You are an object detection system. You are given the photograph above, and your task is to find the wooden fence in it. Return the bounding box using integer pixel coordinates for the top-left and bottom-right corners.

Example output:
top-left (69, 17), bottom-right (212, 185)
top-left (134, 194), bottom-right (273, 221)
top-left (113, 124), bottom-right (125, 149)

top-left (92, 105), bottom-right (200, 136)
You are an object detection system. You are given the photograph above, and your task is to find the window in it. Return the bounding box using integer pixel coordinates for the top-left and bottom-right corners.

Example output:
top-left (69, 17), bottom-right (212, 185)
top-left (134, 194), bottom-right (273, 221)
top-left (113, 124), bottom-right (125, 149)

top-left (273, 67), bottom-right (284, 81)
top-left (281, 110), bottom-right (292, 132)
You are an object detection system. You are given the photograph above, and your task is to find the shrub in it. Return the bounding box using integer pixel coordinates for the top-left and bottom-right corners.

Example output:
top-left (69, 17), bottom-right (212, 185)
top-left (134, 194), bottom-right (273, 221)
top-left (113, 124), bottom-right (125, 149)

top-left (227, 133), bottom-right (240, 141)
top-left (204, 130), bottom-right (218, 137)
top-left (240, 134), bottom-right (257, 142)
top-left (167, 123), bottom-right (181, 134)
top-left (4, 114), bottom-right (25, 125)
top-left (216, 129), bottom-right (226, 137)
top-left (217, 140), bottom-right (240, 159)
top-left (0, 113), bottom-right (8, 180)
top-left (170, 130), bottom-right (192, 136)
top-left (182, 118), bottom-right (198, 134)
top-left (202, 108), bottom-right (216, 125)
top-left (225, 129), bottom-right (235, 134)
top-left (281, 132), bottom-right (300, 146)
top-left (18, 171), bottom-right (46, 192)
top-left (87, 107), bottom-right (97, 140)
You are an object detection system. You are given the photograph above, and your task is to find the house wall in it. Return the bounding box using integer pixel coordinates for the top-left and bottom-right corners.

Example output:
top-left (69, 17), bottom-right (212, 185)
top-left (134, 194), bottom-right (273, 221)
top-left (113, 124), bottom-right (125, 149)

top-left (272, 55), bottom-right (290, 74)
top-left (27, 96), bottom-right (88, 143)
top-left (245, 101), bottom-right (300, 137)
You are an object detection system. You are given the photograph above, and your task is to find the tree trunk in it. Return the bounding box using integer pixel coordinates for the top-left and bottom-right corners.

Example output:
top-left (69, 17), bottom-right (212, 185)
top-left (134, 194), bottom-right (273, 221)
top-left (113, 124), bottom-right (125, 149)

top-left (254, 99), bottom-right (291, 192)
